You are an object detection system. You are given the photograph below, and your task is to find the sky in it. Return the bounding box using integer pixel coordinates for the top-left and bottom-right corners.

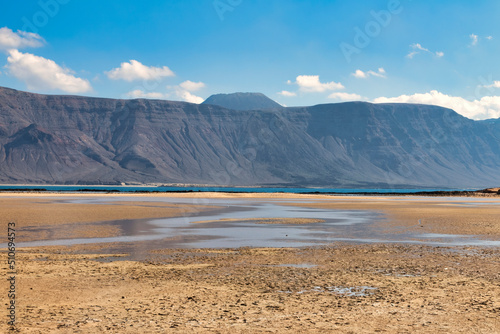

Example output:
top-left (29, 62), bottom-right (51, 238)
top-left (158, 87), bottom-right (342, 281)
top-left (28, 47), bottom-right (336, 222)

top-left (0, 0), bottom-right (500, 120)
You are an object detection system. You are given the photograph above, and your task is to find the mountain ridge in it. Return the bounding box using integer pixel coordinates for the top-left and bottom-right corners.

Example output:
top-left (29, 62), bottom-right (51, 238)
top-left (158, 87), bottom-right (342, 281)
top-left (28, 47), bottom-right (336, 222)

top-left (0, 86), bottom-right (499, 188)
top-left (202, 92), bottom-right (283, 111)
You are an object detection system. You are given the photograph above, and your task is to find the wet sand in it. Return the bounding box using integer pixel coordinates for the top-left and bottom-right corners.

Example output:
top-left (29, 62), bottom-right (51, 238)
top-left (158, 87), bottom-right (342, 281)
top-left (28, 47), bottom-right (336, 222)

top-left (280, 196), bottom-right (500, 238)
top-left (0, 195), bottom-right (216, 242)
top-left (1, 192), bottom-right (499, 333)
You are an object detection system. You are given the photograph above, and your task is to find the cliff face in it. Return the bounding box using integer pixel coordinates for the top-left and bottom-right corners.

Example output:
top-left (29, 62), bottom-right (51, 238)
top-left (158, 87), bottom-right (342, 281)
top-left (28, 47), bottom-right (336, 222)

top-left (0, 87), bottom-right (499, 188)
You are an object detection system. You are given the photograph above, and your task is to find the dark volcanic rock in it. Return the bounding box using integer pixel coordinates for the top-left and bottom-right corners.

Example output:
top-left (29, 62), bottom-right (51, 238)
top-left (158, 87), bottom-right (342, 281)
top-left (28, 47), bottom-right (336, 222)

top-left (202, 92), bottom-right (282, 111)
top-left (0, 86), bottom-right (499, 188)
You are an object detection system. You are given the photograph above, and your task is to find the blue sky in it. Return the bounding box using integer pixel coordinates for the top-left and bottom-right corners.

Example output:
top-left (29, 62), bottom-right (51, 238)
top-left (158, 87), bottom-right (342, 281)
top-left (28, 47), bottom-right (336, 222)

top-left (1, 0), bottom-right (500, 119)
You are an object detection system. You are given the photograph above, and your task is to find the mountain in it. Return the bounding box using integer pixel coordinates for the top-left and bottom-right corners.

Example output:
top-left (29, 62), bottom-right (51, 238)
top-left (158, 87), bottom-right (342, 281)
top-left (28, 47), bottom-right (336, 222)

top-left (0, 86), bottom-right (499, 188)
top-left (202, 92), bottom-right (282, 111)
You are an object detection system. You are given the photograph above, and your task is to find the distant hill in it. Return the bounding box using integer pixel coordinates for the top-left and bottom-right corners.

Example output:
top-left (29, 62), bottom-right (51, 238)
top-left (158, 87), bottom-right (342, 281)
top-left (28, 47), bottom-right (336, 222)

top-left (202, 92), bottom-right (282, 111)
top-left (1, 86), bottom-right (500, 188)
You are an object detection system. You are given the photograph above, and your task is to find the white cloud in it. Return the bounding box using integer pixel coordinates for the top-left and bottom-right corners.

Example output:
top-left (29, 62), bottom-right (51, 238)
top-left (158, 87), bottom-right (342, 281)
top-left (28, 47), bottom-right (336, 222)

top-left (106, 60), bottom-right (174, 82)
top-left (328, 92), bottom-right (362, 101)
top-left (485, 81), bottom-right (500, 88)
top-left (176, 90), bottom-right (203, 104)
top-left (126, 90), bottom-right (166, 99)
top-left (468, 34), bottom-right (494, 46)
top-left (352, 68), bottom-right (386, 79)
top-left (411, 43), bottom-right (429, 52)
top-left (6, 49), bottom-right (92, 93)
top-left (179, 80), bottom-right (205, 92)
top-left (277, 90), bottom-right (296, 97)
top-left (406, 43), bottom-right (443, 58)
top-left (125, 80), bottom-right (205, 103)
top-left (352, 70), bottom-right (368, 79)
top-left (0, 27), bottom-right (45, 51)
top-left (470, 33), bottom-right (478, 46)
top-left (125, 79), bottom-right (205, 103)
top-left (373, 90), bottom-right (500, 120)
top-left (172, 80), bottom-right (206, 103)
top-left (406, 51), bottom-right (419, 59)
top-left (293, 75), bottom-right (344, 93)
top-left (433, 50), bottom-right (444, 57)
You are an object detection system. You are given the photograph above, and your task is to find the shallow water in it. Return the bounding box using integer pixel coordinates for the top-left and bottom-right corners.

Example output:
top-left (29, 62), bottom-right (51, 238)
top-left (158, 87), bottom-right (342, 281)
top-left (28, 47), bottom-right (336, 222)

top-left (13, 199), bottom-right (379, 248)
top-left (281, 286), bottom-right (378, 296)
top-left (4, 196), bottom-right (500, 251)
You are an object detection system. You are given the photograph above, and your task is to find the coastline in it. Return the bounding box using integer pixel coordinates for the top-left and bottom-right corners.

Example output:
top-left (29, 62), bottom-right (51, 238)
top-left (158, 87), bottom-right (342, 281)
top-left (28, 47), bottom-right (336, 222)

top-left (1, 184), bottom-right (499, 197)
top-left (1, 192), bottom-right (499, 333)
top-left (2, 191), bottom-right (500, 240)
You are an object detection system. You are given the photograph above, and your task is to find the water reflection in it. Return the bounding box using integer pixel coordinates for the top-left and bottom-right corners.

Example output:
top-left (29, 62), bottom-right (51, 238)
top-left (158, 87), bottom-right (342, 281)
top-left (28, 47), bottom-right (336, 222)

top-left (5, 197), bottom-right (500, 252)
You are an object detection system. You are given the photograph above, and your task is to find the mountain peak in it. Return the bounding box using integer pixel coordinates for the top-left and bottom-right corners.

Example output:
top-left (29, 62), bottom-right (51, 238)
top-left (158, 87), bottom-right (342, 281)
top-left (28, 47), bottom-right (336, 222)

top-left (202, 92), bottom-right (282, 111)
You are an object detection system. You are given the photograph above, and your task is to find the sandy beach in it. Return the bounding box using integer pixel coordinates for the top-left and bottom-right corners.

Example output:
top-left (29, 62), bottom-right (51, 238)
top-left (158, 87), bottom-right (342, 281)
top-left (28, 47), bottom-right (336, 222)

top-left (1, 192), bottom-right (499, 333)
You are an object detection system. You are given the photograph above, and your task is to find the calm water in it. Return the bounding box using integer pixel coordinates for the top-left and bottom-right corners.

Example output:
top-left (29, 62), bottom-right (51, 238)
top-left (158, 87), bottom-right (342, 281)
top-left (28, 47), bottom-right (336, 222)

top-left (0, 185), bottom-right (470, 193)
top-left (4, 196), bottom-right (499, 255)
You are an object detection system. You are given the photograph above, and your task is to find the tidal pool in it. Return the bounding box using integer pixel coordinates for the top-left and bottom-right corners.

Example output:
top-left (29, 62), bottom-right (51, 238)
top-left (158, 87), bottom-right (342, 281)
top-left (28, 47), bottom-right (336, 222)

top-left (5, 196), bottom-right (500, 252)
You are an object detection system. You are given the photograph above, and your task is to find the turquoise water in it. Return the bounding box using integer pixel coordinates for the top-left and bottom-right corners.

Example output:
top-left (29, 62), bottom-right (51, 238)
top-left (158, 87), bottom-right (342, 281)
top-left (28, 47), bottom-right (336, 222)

top-left (0, 185), bottom-right (469, 194)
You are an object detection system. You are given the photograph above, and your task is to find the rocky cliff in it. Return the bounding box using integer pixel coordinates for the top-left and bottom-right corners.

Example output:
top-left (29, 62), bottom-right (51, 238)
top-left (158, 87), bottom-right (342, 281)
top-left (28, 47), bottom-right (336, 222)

top-left (0, 87), bottom-right (499, 188)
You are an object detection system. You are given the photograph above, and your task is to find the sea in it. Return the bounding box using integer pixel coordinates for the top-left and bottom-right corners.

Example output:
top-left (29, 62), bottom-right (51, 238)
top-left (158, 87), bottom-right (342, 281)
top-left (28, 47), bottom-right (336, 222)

top-left (0, 185), bottom-right (472, 194)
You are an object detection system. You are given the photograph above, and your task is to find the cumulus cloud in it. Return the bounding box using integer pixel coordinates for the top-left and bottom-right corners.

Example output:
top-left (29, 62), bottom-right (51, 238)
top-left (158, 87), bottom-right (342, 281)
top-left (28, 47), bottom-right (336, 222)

top-left (126, 90), bottom-right (166, 99)
top-left (292, 75), bottom-right (344, 93)
top-left (125, 79), bottom-right (206, 103)
top-left (277, 90), bottom-right (296, 97)
top-left (352, 68), bottom-right (386, 79)
top-left (176, 90), bottom-right (204, 104)
top-left (486, 36), bottom-right (493, 40)
top-left (125, 79), bottom-right (205, 103)
top-left (328, 92), bottom-right (363, 101)
top-left (406, 43), bottom-right (443, 59)
top-left (0, 27), bottom-right (45, 51)
top-left (6, 49), bottom-right (92, 93)
top-left (352, 70), bottom-right (368, 79)
top-left (106, 60), bottom-right (174, 81)
top-left (373, 90), bottom-right (500, 120)
top-left (484, 81), bottom-right (500, 88)
top-left (166, 80), bottom-right (206, 103)
top-left (179, 80), bottom-right (205, 91)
